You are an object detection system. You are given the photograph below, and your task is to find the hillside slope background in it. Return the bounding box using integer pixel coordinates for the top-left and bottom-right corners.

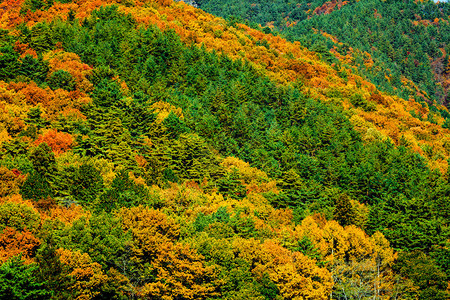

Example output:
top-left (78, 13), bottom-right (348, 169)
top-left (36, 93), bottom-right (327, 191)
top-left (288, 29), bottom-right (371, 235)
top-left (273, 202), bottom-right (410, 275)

top-left (0, 0), bottom-right (449, 299)
top-left (196, 0), bottom-right (450, 105)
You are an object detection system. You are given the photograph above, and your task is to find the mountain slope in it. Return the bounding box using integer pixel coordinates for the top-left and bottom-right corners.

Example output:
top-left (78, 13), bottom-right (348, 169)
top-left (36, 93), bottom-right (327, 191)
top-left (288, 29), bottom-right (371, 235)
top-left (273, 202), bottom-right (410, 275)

top-left (4, 0), bottom-right (450, 170)
top-left (195, 0), bottom-right (450, 106)
top-left (0, 0), bottom-right (448, 299)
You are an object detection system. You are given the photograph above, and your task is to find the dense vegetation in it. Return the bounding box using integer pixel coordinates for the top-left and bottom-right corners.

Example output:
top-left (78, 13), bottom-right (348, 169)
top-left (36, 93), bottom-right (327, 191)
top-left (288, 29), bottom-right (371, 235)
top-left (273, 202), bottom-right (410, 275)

top-left (0, 0), bottom-right (448, 299)
top-left (287, 0), bottom-right (450, 106)
top-left (197, 0), bottom-right (450, 109)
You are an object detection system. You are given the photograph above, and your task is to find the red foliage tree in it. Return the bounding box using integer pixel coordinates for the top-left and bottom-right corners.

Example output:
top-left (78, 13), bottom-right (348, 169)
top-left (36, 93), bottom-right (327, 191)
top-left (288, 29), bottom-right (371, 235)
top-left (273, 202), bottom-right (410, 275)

top-left (0, 227), bottom-right (40, 264)
top-left (34, 129), bottom-right (74, 155)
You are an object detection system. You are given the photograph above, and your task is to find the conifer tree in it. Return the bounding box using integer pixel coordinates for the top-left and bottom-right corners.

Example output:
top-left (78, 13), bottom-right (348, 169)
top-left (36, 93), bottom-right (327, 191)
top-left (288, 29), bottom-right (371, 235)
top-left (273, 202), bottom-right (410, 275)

top-left (21, 143), bottom-right (56, 201)
top-left (334, 194), bottom-right (356, 227)
top-left (70, 163), bottom-right (104, 206)
top-left (0, 256), bottom-right (51, 300)
top-left (34, 236), bottom-right (71, 299)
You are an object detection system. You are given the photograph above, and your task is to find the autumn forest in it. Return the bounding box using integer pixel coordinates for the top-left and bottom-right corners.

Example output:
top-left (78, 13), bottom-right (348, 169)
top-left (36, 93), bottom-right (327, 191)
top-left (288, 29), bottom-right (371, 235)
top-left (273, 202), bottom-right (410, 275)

top-left (0, 0), bottom-right (449, 299)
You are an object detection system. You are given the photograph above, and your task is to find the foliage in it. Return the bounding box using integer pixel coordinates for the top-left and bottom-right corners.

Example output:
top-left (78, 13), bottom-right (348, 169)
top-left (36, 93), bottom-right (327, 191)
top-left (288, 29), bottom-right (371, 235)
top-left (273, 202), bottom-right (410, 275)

top-left (47, 69), bottom-right (76, 91)
top-left (0, 256), bottom-right (51, 300)
top-left (0, 200), bottom-right (40, 232)
top-left (0, 0), bottom-right (448, 298)
top-left (395, 251), bottom-right (449, 300)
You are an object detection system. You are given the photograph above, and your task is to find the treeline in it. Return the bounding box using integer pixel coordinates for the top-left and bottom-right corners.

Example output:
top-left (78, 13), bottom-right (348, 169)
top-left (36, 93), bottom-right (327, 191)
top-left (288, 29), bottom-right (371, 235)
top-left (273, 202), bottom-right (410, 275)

top-left (0, 1), bottom-right (448, 299)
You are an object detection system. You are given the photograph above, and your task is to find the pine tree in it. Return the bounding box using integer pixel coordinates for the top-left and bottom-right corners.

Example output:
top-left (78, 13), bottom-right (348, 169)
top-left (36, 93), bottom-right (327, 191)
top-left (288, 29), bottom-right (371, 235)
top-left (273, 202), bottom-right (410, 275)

top-left (334, 194), bottom-right (356, 227)
top-left (0, 45), bottom-right (20, 81)
top-left (0, 256), bottom-right (51, 299)
top-left (70, 163), bottom-right (104, 206)
top-left (35, 236), bottom-right (71, 299)
top-left (28, 143), bottom-right (56, 176)
top-left (21, 143), bottom-right (56, 200)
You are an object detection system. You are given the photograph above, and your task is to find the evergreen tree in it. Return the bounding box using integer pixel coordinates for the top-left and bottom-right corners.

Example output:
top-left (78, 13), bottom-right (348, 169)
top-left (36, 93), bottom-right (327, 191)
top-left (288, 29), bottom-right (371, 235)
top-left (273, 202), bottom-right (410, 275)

top-left (28, 143), bottom-right (56, 177)
top-left (34, 236), bottom-right (71, 299)
top-left (334, 194), bottom-right (356, 227)
top-left (0, 256), bottom-right (51, 300)
top-left (48, 70), bottom-right (76, 91)
top-left (70, 163), bottom-right (104, 205)
top-left (21, 143), bottom-right (56, 200)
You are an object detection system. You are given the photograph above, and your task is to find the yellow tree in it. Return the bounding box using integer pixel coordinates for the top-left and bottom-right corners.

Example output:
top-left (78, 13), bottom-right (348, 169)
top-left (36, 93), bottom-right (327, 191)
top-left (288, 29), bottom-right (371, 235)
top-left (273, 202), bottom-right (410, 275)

top-left (231, 237), bottom-right (333, 299)
top-left (57, 248), bottom-right (113, 300)
top-left (118, 206), bottom-right (217, 299)
top-left (295, 215), bottom-right (398, 299)
top-left (270, 252), bottom-right (332, 300)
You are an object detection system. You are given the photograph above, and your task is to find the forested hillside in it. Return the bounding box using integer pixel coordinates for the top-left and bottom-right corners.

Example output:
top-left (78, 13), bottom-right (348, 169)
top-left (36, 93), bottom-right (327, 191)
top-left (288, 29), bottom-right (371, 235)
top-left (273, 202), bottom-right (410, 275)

top-left (197, 0), bottom-right (450, 107)
top-left (0, 0), bottom-right (449, 299)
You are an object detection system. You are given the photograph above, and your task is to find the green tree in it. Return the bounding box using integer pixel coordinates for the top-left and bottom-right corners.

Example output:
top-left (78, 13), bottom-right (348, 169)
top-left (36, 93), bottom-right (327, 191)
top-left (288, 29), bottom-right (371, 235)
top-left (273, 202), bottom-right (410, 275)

top-left (0, 45), bottom-right (20, 80)
top-left (18, 54), bottom-right (49, 84)
top-left (25, 106), bottom-right (47, 131)
top-left (21, 143), bottom-right (56, 200)
top-left (98, 170), bottom-right (151, 212)
top-left (334, 194), bottom-right (356, 227)
top-left (28, 143), bottom-right (56, 177)
top-left (56, 213), bottom-right (131, 270)
top-left (47, 70), bottom-right (76, 91)
top-left (0, 202), bottom-right (40, 232)
top-left (0, 256), bottom-right (51, 300)
top-left (217, 169), bottom-right (247, 200)
top-left (34, 236), bottom-right (71, 299)
top-left (70, 163), bottom-right (104, 205)
top-left (20, 172), bottom-right (53, 201)
top-left (395, 251), bottom-right (449, 300)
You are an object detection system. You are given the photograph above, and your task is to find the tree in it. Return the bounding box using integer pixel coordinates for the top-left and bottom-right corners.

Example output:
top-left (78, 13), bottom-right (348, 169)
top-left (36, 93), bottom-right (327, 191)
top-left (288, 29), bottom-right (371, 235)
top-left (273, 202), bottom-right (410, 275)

top-left (117, 206), bottom-right (217, 299)
top-left (140, 243), bottom-right (217, 300)
top-left (0, 256), bottom-right (51, 300)
top-left (70, 163), bottom-right (104, 205)
top-left (217, 168), bottom-right (247, 200)
top-left (34, 235), bottom-right (71, 299)
top-left (21, 142), bottom-right (56, 201)
top-left (0, 201), bottom-right (40, 232)
top-left (56, 248), bottom-right (112, 300)
top-left (56, 213), bottom-right (131, 270)
top-left (0, 45), bottom-right (20, 80)
top-left (34, 129), bottom-right (74, 155)
top-left (25, 106), bottom-right (47, 131)
top-left (0, 227), bottom-right (40, 264)
top-left (269, 252), bottom-right (332, 300)
top-left (28, 142), bottom-right (56, 176)
top-left (98, 170), bottom-right (150, 212)
top-left (20, 172), bottom-right (53, 201)
top-left (162, 111), bottom-right (190, 139)
top-left (91, 79), bottom-right (123, 108)
top-left (334, 194), bottom-right (356, 227)
top-left (0, 167), bottom-right (25, 197)
top-left (47, 70), bottom-right (76, 91)
top-left (18, 54), bottom-right (49, 84)
top-left (395, 251), bottom-right (449, 300)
